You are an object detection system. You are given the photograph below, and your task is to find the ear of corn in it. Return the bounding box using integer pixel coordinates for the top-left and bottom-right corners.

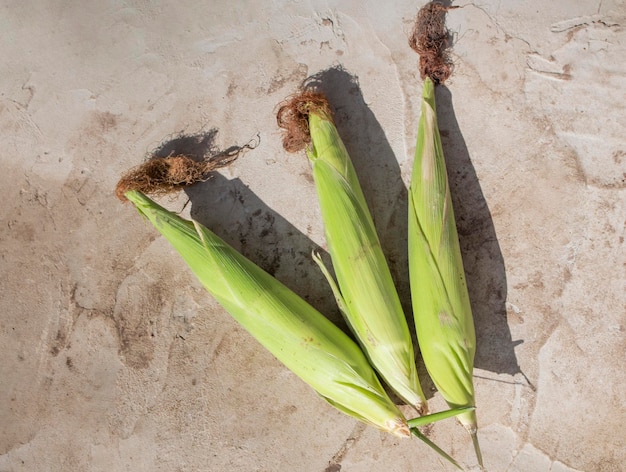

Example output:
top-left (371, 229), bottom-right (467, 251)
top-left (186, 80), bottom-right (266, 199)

top-left (299, 105), bottom-right (427, 413)
top-left (408, 77), bottom-right (482, 464)
top-left (123, 189), bottom-right (410, 437)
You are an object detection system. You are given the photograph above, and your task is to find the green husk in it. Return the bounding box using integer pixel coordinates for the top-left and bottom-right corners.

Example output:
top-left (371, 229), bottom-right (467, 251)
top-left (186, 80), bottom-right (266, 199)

top-left (278, 94), bottom-right (427, 413)
top-left (408, 77), bottom-right (483, 466)
top-left (123, 189), bottom-right (410, 437)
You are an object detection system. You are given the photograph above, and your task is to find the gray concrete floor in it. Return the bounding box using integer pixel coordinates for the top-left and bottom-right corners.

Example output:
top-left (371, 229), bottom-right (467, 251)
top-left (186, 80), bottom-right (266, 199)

top-left (1, 1), bottom-right (625, 471)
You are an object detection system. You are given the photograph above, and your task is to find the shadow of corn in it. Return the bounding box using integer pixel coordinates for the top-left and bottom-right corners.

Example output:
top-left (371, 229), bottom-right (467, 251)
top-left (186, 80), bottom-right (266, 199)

top-left (435, 85), bottom-right (523, 378)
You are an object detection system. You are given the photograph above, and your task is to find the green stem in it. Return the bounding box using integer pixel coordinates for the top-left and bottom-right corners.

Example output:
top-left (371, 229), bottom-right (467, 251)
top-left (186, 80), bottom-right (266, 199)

top-left (471, 431), bottom-right (484, 470)
top-left (407, 406), bottom-right (475, 428)
top-left (411, 428), bottom-right (462, 470)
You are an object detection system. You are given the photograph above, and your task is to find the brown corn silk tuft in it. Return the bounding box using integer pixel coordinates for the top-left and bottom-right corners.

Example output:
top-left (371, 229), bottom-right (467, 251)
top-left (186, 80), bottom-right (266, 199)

top-left (409, 2), bottom-right (456, 84)
top-left (115, 152), bottom-right (239, 201)
top-left (276, 91), bottom-right (333, 153)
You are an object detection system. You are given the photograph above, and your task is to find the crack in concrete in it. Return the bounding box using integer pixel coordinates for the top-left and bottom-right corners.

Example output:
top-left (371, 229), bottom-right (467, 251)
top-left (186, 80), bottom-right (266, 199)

top-left (550, 15), bottom-right (621, 33)
top-left (462, 2), bottom-right (538, 54)
top-left (507, 441), bottom-right (583, 472)
top-left (526, 64), bottom-right (572, 81)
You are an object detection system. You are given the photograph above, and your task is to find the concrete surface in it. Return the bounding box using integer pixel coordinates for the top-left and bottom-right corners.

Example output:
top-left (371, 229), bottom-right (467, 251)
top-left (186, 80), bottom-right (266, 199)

top-left (1, 1), bottom-right (625, 471)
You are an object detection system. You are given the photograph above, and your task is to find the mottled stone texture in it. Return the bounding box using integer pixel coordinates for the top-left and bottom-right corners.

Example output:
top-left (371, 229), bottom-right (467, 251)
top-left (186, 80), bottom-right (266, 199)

top-left (1, 1), bottom-right (624, 471)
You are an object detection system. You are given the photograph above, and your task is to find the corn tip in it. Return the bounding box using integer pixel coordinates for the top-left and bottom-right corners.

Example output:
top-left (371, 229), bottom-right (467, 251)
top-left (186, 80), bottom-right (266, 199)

top-left (415, 401), bottom-right (428, 416)
top-left (389, 419), bottom-right (411, 438)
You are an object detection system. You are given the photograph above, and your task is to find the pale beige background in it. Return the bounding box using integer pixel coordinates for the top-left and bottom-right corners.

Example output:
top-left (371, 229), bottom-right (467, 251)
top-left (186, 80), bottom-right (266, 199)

top-left (1, 1), bottom-right (625, 471)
